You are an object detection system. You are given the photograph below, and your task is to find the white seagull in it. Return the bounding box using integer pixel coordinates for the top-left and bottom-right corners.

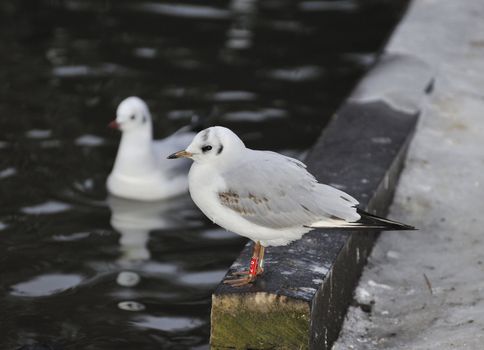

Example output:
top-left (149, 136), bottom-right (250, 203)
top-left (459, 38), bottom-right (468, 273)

top-left (107, 96), bottom-right (194, 201)
top-left (168, 126), bottom-right (414, 286)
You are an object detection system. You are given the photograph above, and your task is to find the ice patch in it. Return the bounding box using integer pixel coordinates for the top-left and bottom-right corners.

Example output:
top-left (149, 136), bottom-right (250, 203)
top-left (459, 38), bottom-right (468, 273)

top-left (21, 201), bottom-right (72, 215)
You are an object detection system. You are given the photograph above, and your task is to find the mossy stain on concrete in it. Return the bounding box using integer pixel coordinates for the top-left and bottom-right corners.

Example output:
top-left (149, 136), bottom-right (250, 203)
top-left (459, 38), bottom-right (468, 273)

top-left (211, 292), bottom-right (310, 349)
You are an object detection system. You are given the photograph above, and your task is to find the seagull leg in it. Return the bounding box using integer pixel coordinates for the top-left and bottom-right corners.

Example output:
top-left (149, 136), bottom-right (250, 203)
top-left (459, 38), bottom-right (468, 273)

top-left (224, 241), bottom-right (263, 286)
top-left (258, 245), bottom-right (265, 275)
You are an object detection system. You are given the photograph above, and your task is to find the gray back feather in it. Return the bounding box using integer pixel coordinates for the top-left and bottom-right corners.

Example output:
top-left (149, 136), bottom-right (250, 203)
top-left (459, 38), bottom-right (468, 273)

top-left (218, 150), bottom-right (359, 229)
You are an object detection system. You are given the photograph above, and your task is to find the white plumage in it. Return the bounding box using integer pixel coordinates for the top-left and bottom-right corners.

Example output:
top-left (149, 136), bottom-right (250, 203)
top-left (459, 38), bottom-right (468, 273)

top-left (176, 126), bottom-right (362, 247)
top-left (169, 126), bottom-right (413, 285)
top-left (107, 97), bottom-right (193, 201)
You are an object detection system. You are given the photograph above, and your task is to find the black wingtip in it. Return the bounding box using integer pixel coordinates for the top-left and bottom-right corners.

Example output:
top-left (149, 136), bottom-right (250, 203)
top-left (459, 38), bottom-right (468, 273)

top-left (356, 208), bottom-right (416, 231)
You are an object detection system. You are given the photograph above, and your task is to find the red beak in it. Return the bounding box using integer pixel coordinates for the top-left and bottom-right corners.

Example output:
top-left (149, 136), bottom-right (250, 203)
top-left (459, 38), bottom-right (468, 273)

top-left (108, 120), bottom-right (120, 129)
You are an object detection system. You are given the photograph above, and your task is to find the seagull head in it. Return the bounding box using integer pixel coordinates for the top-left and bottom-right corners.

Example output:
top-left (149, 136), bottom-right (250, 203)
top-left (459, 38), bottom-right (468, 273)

top-left (168, 126), bottom-right (245, 163)
top-left (109, 96), bottom-right (152, 132)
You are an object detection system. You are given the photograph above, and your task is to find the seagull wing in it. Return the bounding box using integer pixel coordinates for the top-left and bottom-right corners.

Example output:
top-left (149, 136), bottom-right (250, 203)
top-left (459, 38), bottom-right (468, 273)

top-left (218, 150), bottom-right (360, 229)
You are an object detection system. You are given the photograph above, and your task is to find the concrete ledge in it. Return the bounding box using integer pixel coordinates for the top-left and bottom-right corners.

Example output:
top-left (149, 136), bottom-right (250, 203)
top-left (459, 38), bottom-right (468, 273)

top-left (333, 0), bottom-right (484, 348)
top-left (211, 37), bottom-right (433, 350)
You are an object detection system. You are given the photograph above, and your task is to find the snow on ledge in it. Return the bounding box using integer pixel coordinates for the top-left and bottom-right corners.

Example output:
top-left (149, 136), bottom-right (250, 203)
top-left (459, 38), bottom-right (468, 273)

top-left (349, 53), bottom-right (433, 115)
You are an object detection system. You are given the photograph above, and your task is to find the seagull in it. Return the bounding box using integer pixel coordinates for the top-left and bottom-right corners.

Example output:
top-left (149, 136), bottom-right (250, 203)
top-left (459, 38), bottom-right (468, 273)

top-left (107, 96), bottom-right (194, 201)
top-left (168, 126), bottom-right (414, 286)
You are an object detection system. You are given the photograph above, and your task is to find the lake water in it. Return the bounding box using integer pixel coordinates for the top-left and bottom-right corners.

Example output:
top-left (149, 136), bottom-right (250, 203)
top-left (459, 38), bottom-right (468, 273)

top-left (0, 1), bottom-right (405, 349)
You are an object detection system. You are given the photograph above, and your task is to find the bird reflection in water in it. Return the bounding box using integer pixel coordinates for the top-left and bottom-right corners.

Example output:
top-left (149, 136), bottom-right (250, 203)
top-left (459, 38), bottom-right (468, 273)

top-left (106, 195), bottom-right (202, 310)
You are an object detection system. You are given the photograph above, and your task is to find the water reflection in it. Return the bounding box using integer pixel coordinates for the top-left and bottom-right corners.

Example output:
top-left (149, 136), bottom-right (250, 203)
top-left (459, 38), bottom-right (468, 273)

top-left (226, 0), bottom-right (258, 50)
top-left (299, 0), bottom-right (358, 12)
top-left (108, 194), bottom-right (201, 276)
top-left (75, 134), bottom-right (105, 147)
top-left (124, 2), bottom-right (231, 19)
top-left (21, 201), bottom-right (73, 215)
top-left (10, 274), bottom-right (84, 297)
top-left (132, 315), bottom-right (203, 331)
top-left (0, 167), bottom-right (17, 179)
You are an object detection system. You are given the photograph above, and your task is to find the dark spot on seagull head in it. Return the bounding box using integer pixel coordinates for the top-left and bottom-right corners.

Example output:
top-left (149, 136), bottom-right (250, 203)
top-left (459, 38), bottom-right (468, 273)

top-left (201, 129), bottom-right (210, 142)
top-left (217, 145), bottom-right (224, 155)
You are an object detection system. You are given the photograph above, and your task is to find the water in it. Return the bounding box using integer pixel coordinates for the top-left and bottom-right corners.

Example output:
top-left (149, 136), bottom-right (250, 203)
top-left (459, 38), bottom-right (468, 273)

top-left (0, 1), bottom-right (406, 349)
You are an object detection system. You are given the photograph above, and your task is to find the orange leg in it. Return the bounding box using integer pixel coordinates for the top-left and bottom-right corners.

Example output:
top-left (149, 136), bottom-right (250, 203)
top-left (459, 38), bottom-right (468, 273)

top-left (224, 241), bottom-right (265, 287)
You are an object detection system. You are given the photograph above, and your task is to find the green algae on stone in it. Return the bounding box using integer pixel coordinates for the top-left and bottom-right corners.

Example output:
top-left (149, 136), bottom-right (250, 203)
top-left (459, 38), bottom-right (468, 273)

top-left (211, 292), bottom-right (311, 349)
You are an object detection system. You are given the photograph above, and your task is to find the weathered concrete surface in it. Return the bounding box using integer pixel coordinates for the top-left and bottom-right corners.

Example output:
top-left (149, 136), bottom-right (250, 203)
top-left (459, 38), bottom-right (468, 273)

top-left (333, 1), bottom-right (484, 349)
top-left (210, 89), bottom-right (431, 348)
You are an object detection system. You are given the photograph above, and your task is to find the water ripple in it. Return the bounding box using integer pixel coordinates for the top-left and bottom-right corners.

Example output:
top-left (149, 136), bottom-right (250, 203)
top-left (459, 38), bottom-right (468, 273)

top-left (132, 316), bottom-right (204, 331)
top-left (10, 273), bottom-right (84, 297)
top-left (21, 201), bottom-right (72, 215)
top-left (126, 3), bottom-right (231, 20)
top-left (0, 167), bottom-right (16, 179)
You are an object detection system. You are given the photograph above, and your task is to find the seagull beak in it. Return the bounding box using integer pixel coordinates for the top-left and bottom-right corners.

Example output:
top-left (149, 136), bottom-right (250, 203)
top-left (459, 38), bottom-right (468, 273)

top-left (167, 150), bottom-right (193, 159)
top-left (108, 120), bottom-right (120, 129)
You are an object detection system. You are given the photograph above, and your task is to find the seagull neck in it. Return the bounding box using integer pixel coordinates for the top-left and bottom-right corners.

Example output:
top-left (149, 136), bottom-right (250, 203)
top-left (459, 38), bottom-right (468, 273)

top-left (119, 126), bottom-right (153, 148)
top-left (113, 126), bottom-right (158, 175)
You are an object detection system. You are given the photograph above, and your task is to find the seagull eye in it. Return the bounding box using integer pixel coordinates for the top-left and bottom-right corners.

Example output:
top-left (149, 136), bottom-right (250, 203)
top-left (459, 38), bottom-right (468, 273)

top-left (130, 115), bottom-right (136, 120)
top-left (202, 145), bottom-right (212, 153)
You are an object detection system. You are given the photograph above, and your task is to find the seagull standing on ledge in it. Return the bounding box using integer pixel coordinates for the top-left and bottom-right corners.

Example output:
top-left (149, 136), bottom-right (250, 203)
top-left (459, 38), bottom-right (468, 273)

top-left (168, 126), bottom-right (414, 286)
top-left (107, 97), bottom-right (194, 201)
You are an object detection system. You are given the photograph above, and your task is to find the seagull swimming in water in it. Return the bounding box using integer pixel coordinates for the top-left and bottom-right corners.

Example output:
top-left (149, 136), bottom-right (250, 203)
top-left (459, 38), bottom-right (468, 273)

top-left (107, 96), bottom-right (194, 201)
top-left (168, 126), bottom-right (414, 286)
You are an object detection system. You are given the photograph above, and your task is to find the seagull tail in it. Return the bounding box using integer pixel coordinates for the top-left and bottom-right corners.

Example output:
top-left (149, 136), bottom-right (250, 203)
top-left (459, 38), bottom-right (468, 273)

top-left (307, 209), bottom-right (416, 230)
top-left (354, 209), bottom-right (416, 230)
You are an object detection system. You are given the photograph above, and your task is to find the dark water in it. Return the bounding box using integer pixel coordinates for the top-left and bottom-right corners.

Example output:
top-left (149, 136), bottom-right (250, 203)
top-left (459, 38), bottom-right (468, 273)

top-left (0, 1), bottom-right (406, 349)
